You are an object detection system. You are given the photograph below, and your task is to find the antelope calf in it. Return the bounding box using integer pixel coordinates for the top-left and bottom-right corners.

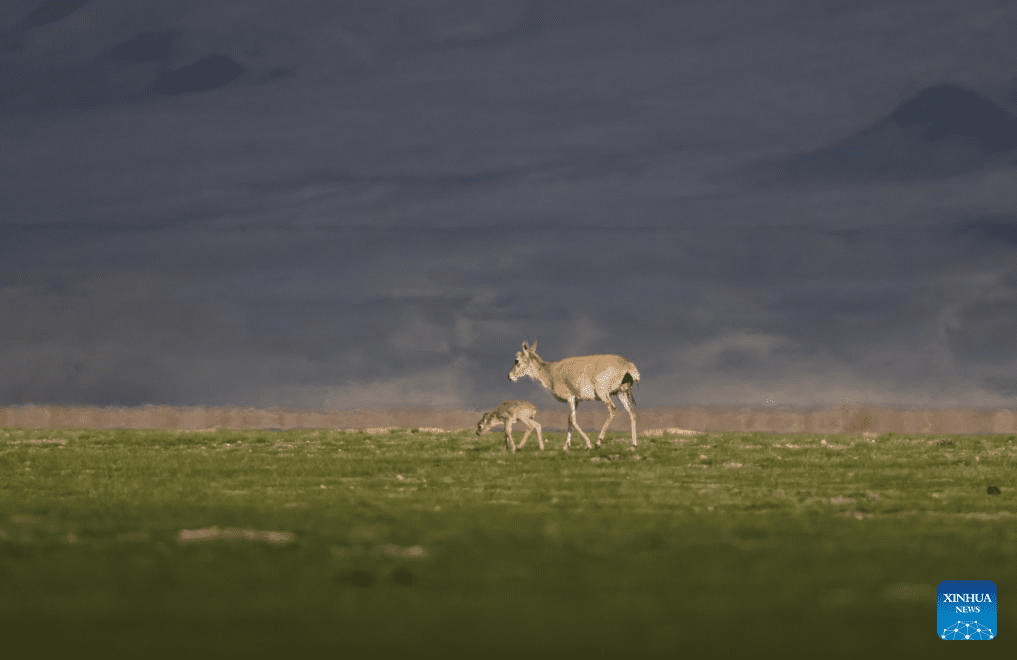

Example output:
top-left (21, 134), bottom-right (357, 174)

top-left (508, 340), bottom-right (640, 451)
top-left (475, 400), bottom-right (544, 453)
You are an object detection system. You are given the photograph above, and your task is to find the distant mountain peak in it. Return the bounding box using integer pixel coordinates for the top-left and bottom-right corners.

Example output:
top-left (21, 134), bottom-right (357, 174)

top-left (889, 83), bottom-right (1017, 151)
top-left (744, 81), bottom-right (1017, 184)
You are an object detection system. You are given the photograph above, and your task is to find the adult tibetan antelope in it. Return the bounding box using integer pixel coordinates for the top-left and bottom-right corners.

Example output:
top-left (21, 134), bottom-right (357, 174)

top-left (476, 400), bottom-right (544, 453)
top-left (508, 341), bottom-right (640, 451)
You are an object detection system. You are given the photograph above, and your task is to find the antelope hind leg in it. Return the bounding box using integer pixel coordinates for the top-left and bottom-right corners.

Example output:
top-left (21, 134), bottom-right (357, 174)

top-left (595, 394), bottom-right (617, 448)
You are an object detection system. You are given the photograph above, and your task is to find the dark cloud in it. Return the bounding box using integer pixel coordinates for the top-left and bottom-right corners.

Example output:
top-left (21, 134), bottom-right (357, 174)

top-left (4, 1), bottom-right (1017, 410)
top-left (108, 29), bottom-right (179, 63)
top-left (151, 54), bottom-right (245, 95)
top-left (2, 346), bottom-right (174, 407)
top-left (952, 216), bottom-right (1017, 248)
top-left (26, 1), bottom-right (92, 28)
top-left (942, 270), bottom-right (1017, 364)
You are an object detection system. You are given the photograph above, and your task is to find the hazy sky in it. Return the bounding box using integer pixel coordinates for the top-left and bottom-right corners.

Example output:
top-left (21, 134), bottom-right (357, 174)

top-left (3, 0), bottom-right (1017, 412)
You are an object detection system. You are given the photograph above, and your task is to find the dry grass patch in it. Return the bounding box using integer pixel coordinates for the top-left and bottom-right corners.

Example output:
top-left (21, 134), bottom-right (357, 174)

top-left (14, 437), bottom-right (67, 445)
top-left (177, 527), bottom-right (295, 544)
top-left (362, 427), bottom-right (398, 435)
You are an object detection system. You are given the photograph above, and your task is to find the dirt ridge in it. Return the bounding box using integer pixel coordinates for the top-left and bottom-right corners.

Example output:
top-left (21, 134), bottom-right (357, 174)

top-left (1, 403), bottom-right (1014, 434)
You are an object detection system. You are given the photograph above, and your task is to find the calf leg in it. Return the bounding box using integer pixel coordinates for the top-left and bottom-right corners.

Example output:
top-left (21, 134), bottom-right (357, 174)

top-left (531, 419), bottom-right (544, 450)
top-left (504, 420), bottom-right (517, 453)
top-left (517, 424), bottom-right (531, 450)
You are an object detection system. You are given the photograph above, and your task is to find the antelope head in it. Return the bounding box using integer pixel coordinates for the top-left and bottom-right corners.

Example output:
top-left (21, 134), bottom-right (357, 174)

top-left (508, 340), bottom-right (539, 382)
top-left (476, 412), bottom-right (495, 436)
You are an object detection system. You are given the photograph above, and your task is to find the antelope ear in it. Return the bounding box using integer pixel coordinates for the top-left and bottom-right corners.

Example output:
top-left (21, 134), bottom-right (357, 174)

top-left (530, 340), bottom-right (537, 353)
top-left (521, 341), bottom-right (529, 351)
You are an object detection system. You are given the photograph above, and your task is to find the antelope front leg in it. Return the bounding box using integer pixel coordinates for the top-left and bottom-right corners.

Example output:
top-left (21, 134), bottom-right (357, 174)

top-left (563, 408), bottom-right (572, 452)
top-left (568, 400), bottom-right (594, 450)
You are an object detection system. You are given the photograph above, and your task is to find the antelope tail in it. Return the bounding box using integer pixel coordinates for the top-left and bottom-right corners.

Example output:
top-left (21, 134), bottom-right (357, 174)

top-left (621, 370), bottom-right (638, 406)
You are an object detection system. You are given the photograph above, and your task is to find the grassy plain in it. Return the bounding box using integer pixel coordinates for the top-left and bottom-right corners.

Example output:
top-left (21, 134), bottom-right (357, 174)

top-left (0, 426), bottom-right (1014, 658)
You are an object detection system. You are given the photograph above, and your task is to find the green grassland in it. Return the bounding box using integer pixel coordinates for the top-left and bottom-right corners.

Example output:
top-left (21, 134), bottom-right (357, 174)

top-left (1, 426), bottom-right (1014, 658)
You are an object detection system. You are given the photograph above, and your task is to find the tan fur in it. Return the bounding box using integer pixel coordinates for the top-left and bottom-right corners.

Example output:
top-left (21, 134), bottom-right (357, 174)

top-left (508, 341), bottom-right (639, 450)
top-left (475, 400), bottom-right (544, 452)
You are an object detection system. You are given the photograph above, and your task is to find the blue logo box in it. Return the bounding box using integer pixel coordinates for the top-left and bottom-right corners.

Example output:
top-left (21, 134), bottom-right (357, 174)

top-left (938, 580), bottom-right (997, 640)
